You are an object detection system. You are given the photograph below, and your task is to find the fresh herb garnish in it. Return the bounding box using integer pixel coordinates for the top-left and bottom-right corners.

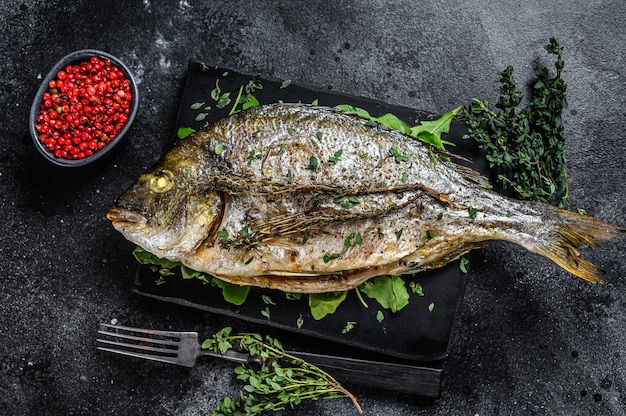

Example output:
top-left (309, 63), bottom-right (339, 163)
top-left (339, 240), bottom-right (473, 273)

top-left (323, 253), bottom-right (340, 263)
top-left (247, 149), bottom-right (262, 162)
top-left (306, 155), bottom-right (319, 170)
top-left (459, 37), bottom-right (569, 207)
top-left (203, 328), bottom-right (362, 415)
top-left (211, 79), bottom-right (231, 109)
top-left (468, 206), bottom-right (478, 219)
top-left (217, 229), bottom-right (229, 240)
top-left (389, 145), bottom-right (411, 163)
top-left (328, 149), bottom-right (343, 164)
top-left (409, 281), bottom-right (424, 296)
top-left (376, 310), bottom-right (385, 323)
top-left (359, 275), bottom-right (410, 313)
top-left (342, 321), bottom-right (357, 334)
top-left (334, 195), bottom-right (360, 209)
top-left (459, 257), bottom-right (469, 273)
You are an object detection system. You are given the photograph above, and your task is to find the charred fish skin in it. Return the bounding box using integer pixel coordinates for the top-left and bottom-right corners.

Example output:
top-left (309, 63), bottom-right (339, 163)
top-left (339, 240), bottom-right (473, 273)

top-left (108, 103), bottom-right (623, 293)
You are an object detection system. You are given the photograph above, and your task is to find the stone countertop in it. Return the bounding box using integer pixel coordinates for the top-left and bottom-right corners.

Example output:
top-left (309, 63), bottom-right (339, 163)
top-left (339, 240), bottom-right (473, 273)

top-left (2, 1), bottom-right (625, 415)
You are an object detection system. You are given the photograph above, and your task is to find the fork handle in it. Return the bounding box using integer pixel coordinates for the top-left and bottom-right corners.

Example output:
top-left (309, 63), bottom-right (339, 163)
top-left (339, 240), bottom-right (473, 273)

top-left (287, 350), bottom-right (442, 397)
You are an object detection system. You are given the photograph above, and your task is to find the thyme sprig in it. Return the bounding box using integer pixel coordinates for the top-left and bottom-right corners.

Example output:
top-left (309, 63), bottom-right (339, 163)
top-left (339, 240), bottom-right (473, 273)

top-left (203, 328), bottom-right (362, 415)
top-left (459, 37), bottom-right (569, 207)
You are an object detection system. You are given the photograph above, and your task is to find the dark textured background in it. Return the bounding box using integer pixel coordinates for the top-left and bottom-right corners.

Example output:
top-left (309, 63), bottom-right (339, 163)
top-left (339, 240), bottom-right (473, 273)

top-left (2, 1), bottom-right (625, 415)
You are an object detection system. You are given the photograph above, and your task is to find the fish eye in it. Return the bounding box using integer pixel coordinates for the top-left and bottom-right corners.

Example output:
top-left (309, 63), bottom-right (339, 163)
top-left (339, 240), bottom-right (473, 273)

top-left (148, 169), bottom-right (175, 193)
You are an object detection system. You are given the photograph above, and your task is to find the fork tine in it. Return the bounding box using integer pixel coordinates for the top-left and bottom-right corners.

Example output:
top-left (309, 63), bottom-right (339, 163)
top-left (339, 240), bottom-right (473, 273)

top-left (96, 346), bottom-right (182, 366)
top-left (96, 338), bottom-right (177, 354)
top-left (96, 330), bottom-right (179, 347)
top-left (98, 323), bottom-right (188, 339)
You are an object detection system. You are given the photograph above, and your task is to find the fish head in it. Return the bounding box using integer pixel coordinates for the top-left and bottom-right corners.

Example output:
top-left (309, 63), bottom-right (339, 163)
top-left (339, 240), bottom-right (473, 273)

top-left (107, 147), bottom-right (223, 261)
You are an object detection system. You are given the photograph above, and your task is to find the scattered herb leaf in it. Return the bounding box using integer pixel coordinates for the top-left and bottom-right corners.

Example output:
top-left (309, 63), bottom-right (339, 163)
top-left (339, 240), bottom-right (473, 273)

top-left (342, 321), bottom-right (357, 334)
top-left (177, 127), bottom-right (196, 140)
top-left (409, 281), bottom-right (424, 296)
top-left (459, 257), bottom-right (469, 273)
top-left (376, 310), bottom-right (385, 323)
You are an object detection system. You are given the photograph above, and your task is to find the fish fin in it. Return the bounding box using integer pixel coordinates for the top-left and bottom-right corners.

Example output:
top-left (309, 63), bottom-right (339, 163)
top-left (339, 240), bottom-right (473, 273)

top-left (532, 208), bottom-right (624, 283)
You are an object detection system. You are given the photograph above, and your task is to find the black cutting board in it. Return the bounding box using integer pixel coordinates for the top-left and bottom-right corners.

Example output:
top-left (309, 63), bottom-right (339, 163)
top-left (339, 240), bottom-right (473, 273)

top-left (134, 59), bottom-right (485, 362)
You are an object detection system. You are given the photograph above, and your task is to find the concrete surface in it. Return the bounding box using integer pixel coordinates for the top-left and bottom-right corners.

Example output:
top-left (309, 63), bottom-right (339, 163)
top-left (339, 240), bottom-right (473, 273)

top-left (2, 0), bottom-right (625, 415)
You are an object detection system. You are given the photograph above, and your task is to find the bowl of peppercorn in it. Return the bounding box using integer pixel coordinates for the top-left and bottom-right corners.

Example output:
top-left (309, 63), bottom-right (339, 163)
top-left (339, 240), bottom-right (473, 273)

top-left (29, 49), bottom-right (139, 167)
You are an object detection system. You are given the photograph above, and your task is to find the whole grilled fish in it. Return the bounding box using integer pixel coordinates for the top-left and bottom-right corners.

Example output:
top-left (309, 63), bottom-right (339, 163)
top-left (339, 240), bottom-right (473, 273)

top-left (107, 103), bottom-right (623, 293)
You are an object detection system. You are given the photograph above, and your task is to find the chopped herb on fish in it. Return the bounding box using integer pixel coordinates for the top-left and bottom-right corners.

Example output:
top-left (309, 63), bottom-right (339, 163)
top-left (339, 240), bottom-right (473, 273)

top-left (426, 230), bottom-right (433, 239)
top-left (276, 145), bottom-right (285, 155)
top-left (395, 229), bottom-right (403, 241)
top-left (468, 206), bottom-right (478, 218)
top-left (238, 226), bottom-right (249, 235)
top-left (287, 127), bottom-right (295, 134)
top-left (217, 229), bottom-right (229, 240)
top-left (389, 145), bottom-right (411, 163)
top-left (247, 149), bottom-right (261, 161)
top-left (306, 156), bottom-right (318, 170)
top-left (323, 253), bottom-right (340, 263)
top-left (437, 212), bottom-right (444, 220)
top-left (244, 257), bottom-right (253, 265)
top-left (214, 143), bottom-right (224, 155)
top-left (316, 131), bottom-right (324, 140)
top-left (328, 149), bottom-right (343, 165)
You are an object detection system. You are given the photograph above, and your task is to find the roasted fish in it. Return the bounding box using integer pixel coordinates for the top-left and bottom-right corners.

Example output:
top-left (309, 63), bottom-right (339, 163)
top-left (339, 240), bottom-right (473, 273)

top-left (107, 103), bottom-right (623, 293)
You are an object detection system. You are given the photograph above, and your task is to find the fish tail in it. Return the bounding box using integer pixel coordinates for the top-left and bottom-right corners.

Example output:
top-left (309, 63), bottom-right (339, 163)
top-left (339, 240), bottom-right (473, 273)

top-left (530, 207), bottom-right (624, 282)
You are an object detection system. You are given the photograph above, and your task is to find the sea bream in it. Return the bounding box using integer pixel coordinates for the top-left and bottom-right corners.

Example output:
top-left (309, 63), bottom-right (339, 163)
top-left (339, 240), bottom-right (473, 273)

top-left (107, 103), bottom-right (623, 293)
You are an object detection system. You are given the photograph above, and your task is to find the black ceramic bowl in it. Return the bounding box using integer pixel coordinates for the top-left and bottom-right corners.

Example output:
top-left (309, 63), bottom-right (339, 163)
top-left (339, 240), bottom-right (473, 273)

top-left (29, 49), bottom-right (139, 167)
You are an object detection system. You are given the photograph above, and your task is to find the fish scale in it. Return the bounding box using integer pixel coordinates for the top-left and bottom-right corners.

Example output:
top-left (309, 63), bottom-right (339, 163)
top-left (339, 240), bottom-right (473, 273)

top-left (107, 103), bottom-right (623, 293)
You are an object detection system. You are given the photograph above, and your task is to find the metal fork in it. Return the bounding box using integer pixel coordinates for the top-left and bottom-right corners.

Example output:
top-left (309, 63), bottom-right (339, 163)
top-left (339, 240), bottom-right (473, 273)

top-left (96, 323), bottom-right (443, 396)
